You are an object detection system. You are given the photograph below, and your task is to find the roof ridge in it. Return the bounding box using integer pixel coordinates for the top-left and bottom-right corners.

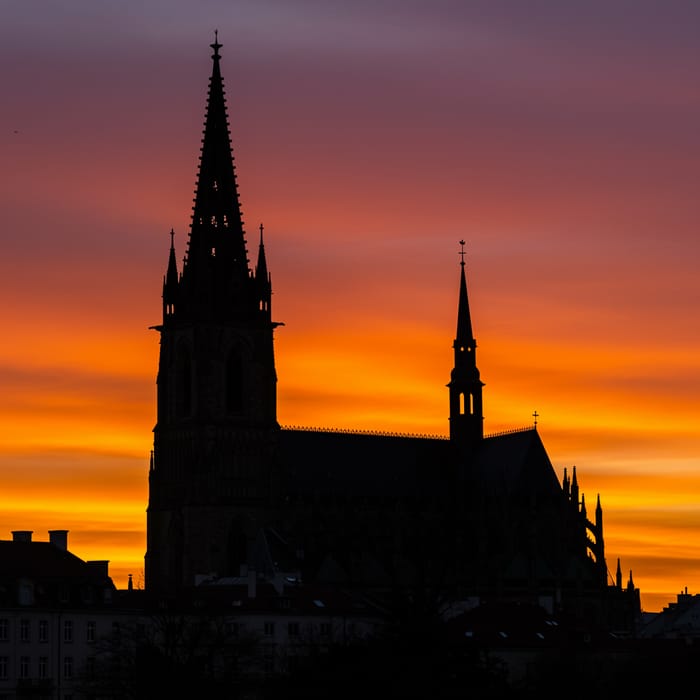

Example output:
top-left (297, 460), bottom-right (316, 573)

top-left (484, 426), bottom-right (535, 438)
top-left (280, 425), bottom-right (449, 440)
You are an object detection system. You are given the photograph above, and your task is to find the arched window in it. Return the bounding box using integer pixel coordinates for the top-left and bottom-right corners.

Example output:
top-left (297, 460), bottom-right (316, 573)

top-left (459, 392), bottom-right (474, 416)
top-left (226, 348), bottom-right (243, 413)
top-left (175, 346), bottom-right (192, 417)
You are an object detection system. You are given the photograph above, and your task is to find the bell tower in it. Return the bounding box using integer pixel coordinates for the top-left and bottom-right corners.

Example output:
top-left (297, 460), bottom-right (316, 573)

top-left (146, 35), bottom-right (281, 593)
top-left (448, 240), bottom-right (484, 449)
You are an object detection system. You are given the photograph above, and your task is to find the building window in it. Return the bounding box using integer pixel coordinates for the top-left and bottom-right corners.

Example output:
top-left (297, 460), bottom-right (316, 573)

top-left (86, 621), bottom-right (96, 643)
top-left (288, 622), bottom-right (300, 638)
top-left (63, 620), bottom-right (73, 643)
top-left (63, 656), bottom-right (73, 679)
top-left (19, 582), bottom-right (34, 605)
top-left (20, 619), bottom-right (30, 642)
top-left (19, 656), bottom-right (29, 679)
top-left (264, 621), bottom-right (274, 637)
top-left (85, 656), bottom-right (95, 677)
top-left (0, 619), bottom-right (8, 642)
top-left (39, 620), bottom-right (48, 643)
top-left (320, 622), bottom-right (331, 637)
top-left (225, 621), bottom-right (239, 637)
top-left (38, 656), bottom-right (48, 679)
top-left (0, 656), bottom-right (7, 680)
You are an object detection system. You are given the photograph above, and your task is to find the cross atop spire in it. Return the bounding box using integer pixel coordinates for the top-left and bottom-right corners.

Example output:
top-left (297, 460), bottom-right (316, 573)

top-left (459, 239), bottom-right (466, 267)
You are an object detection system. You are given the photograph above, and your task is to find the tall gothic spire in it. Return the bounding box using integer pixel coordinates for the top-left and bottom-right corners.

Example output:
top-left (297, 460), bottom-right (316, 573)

top-left (147, 37), bottom-right (279, 593)
top-left (448, 241), bottom-right (484, 447)
top-left (176, 32), bottom-right (252, 320)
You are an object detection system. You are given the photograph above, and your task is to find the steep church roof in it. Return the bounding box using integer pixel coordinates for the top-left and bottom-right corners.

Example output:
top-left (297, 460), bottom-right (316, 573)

top-left (475, 428), bottom-right (561, 497)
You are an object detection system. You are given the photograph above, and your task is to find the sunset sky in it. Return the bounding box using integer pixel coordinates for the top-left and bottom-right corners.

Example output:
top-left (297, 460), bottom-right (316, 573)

top-left (1, 1), bottom-right (698, 612)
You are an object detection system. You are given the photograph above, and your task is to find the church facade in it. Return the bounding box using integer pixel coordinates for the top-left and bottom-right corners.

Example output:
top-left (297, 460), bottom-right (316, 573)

top-left (145, 38), bottom-right (640, 632)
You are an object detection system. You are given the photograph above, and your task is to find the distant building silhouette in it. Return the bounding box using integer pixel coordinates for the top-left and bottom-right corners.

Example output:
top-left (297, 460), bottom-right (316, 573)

top-left (145, 37), bottom-right (640, 633)
top-left (0, 530), bottom-right (119, 697)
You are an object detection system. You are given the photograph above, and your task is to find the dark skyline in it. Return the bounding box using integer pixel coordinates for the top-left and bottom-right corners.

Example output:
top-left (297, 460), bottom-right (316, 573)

top-left (1, 1), bottom-right (699, 611)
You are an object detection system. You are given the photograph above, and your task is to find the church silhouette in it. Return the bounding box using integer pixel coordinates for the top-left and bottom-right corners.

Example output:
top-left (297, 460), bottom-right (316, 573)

top-left (144, 36), bottom-right (640, 633)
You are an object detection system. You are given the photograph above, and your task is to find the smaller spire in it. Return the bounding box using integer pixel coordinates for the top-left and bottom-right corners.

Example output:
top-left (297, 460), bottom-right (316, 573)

top-left (256, 222), bottom-right (269, 281)
top-left (455, 240), bottom-right (474, 343)
top-left (571, 465), bottom-right (579, 507)
top-left (255, 222), bottom-right (271, 315)
top-left (163, 229), bottom-right (179, 319)
top-left (448, 239), bottom-right (483, 445)
top-left (616, 558), bottom-right (623, 589)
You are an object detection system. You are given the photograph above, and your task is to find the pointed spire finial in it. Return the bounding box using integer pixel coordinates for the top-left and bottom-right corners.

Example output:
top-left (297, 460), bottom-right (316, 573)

top-left (211, 29), bottom-right (222, 59)
top-left (259, 222), bottom-right (264, 243)
top-left (169, 228), bottom-right (175, 249)
top-left (532, 410), bottom-right (539, 426)
top-left (459, 239), bottom-right (466, 267)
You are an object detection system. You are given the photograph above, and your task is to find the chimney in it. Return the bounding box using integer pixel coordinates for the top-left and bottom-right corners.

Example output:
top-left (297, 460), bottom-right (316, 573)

top-left (11, 531), bottom-right (33, 543)
top-left (48, 530), bottom-right (69, 551)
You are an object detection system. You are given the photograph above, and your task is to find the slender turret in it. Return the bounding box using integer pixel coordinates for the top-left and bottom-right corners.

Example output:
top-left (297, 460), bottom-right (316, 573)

top-left (163, 229), bottom-right (179, 318)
